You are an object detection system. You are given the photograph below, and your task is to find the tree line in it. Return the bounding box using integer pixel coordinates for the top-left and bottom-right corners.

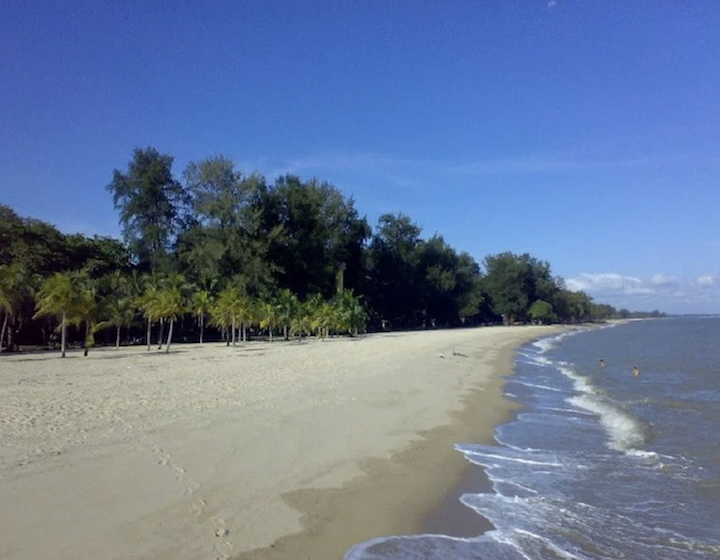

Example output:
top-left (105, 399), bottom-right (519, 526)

top-left (0, 147), bottom-right (664, 355)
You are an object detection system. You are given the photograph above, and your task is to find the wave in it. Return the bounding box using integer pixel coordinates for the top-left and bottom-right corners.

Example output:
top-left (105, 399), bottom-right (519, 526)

top-left (511, 380), bottom-right (565, 393)
top-left (545, 361), bottom-right (652, 456)
top-left (460, 450), bottom-right (564, 468)
top-left (540, 406), bottom-right (596, 416)
top-left (566, 393), bottom-right (649, 453)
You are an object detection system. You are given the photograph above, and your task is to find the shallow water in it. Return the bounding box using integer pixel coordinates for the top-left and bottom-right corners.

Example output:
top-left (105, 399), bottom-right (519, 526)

top-left (345, 318), bottom-right (720, 559)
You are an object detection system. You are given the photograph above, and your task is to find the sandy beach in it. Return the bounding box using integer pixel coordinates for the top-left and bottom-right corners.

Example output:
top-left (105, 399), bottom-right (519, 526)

top-left (0, 326), bottom-right (562, 560)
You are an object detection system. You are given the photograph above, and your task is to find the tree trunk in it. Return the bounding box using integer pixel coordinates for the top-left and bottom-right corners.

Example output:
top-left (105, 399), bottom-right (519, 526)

top-left (165, 318), bottom-right (174, 353)
top-left (158, 317), bottom-right (164, 349)
top-left (232, 317), bottom-right (236, 346)
top-left (200, 313), bottom-right (204, 344)
top-left (269, 327), bottom-right (273, 343)
top-left (147, 319), bottom-right (152, 351)
top-left (0, 312), bottom-right (8, 353)
top-left (61, 310), bottom-right (67, 358)
top-left (242, 323), bottom-right (246, 343)
top-left (284, 325), bottom-right (288, 341)
top-left (84, 320), bottom-right (90, 356)
top-left (116, 326), bottom-right (121, 349)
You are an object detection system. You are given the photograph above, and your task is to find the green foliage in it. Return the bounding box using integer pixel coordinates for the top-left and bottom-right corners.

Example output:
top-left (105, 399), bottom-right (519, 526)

top-left (210, 286), bottom-right (249, 345)
top-left (103, 296), bottom-right (136, 347)
top-left (190, 290), bottom-right (213, 343)
top-left (333, 289), bottom-right (367, 335)
top-left (0, 263), bottom-right (30, 352)
top-left (0, 204), bottom-right (130, 279)
top-left (275, 289), bottom-right (300, 340)
top-left (2, 147), bottom-right (665, 351)
top-left (106, 147), bottom-right (189, 271)
top-left (365, 213), bottom-right (423, 327)
top-left (33, 273), bottom-right (76, 321)
top-left (256, 175), bottom-right (371, 299)
top-left (483, 252), bottom-right (535, 324)
top-left (529, 300), bottom-right (556, 324)
top-left (179, 156), bottom-right (277, 294)
top-left (33, 272), bottom-right (84, 357)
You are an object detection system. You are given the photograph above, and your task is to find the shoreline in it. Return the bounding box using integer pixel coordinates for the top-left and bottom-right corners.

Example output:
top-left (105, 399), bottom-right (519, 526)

top-left (0, 326), bottom-right (563, 560)
top-left (235, 331), bottom-right (552, 560)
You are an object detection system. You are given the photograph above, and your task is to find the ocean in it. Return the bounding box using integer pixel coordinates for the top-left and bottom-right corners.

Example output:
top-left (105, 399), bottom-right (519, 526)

top-left (345, 318), bottom-right (720, 559)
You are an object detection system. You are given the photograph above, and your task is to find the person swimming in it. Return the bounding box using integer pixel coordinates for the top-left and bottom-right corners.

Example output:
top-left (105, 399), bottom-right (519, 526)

top-left (599, 359), bottom-right (606, 368)
top-left (632, 366), bottom-right (640, 377)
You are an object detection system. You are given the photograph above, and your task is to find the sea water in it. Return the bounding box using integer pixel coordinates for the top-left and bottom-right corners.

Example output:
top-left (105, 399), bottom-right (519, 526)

top-left (345, 318), bottom-right (720, 559)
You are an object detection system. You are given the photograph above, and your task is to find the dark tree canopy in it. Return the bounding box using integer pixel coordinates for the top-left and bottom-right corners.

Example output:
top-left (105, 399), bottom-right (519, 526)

top-left (366, 213), bottom-right (424, 327)
top-left (256, 175), bottom-right (371, 299)
top-left (1, 147), bottom-right (665, 351)
top-left (178, 155), bottom-right (277, 294)
top-left (106, 147), bottom-right (189, 271)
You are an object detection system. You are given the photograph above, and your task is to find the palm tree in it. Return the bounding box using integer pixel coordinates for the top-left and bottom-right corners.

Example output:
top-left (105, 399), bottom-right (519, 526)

top-left (137, 284), bottom-right (160, 351)
top-left (190, 290), bottom-right (213, 344)
top-left (71, 275), bottom-right (100, 356)
top-left (33, 272), bottom-right (77, 358)
top-left (212, 287), bottom-right (244, 346)
top-left (209, 297), bottom-right (233, 345)
top-left (311, 300), bottom-right (337, 339)
top-left (275, 289), bottom-right (299, 341)
top-left (0, 263), bottom-right (27, 353)
top-left (290, 299), bottom-right (314, 342)
top-left (154, 286), bottom-right (185, 353)
top-left (334, 289), bottom-right (367, 336)
top-left (155, 273), bottom-right (191, 349)
top-left (258, 300), bottom-right (279, 342)
top-left (0, 287), bottom-right (10, 353)
top-left (237, 296), bottom-right (254, 343)
top-left (105, 296), bottom-right (136, 348)
top-left (0, 266), bottom-right (14, 353)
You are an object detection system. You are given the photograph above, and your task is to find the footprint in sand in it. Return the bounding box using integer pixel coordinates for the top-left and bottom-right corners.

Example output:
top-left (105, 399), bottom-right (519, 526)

top-left (210, 516), bottom-right (234, 558)
top-left (190, 497), bottom-right (205, 514)
top-left (211, 516), bottom-right (231, 538)
top-left (212, 533), bottom-right (233, 558)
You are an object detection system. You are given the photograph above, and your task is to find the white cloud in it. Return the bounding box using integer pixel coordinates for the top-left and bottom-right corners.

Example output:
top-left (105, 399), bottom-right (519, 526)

top-left (548, 0), bottom-right (558, 8)
top-left (650, 273), bottom-right (679, 287)
top-left (566, 273), bottom-right (653, 296)
top-left (698, 275), bottom-right (715, 287)
top-left (566, 271), bottom-right (720, 314)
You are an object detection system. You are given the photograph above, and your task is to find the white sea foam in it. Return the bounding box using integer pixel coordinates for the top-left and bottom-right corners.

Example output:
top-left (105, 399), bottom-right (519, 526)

top-left (482, 438), bottom-right (545, 454)
top-left (541, 406), bottom-right (595, 416)
top-left (547, 361), bottom-right (651, 456)
top-left (531, 331), bottom-right (581, 355)
top-left (528, 354), bottom-right (554, 367)
top-left (461, 451), bottom-right (563, 468)
top-left (625, 449), bottom-right (659, 461)
top-left (532, 339), bottom-right (555, 353)
top-left (490, 479), bottom-right (540, 495)
top-left (557, 365), bottom-right (594, 394)
top-left (512, 381), bottom-right (564, 393)
top-left (567, 394), bottom-right (646, 452)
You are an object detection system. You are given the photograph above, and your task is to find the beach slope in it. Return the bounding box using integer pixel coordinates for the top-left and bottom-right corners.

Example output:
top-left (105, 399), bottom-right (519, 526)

top-left (0, 326), bottom-right (560, 560)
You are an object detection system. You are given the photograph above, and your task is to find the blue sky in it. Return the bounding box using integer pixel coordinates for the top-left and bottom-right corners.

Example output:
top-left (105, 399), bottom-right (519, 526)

top-left (1, 0), bottom-right (719, 313)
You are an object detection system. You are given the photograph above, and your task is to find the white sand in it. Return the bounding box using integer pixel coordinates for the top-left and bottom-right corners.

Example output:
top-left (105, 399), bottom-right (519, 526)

top-left (0, 326), bottom-right (559, 560)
